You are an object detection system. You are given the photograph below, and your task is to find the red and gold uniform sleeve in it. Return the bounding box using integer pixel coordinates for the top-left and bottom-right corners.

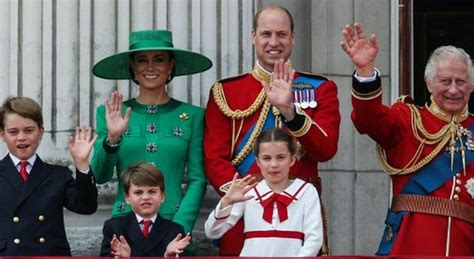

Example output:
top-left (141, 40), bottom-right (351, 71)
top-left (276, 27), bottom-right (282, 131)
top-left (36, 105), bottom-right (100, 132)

top-left (204, 74), bottom-right (268, 196)
top-left (204, 88), bottom-right (238, 196)
top-left (351, 74), bottom-right (411, 149)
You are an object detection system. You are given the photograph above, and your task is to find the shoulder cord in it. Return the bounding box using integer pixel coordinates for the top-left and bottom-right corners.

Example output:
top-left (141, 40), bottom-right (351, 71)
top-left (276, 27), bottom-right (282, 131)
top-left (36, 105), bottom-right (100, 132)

top-left (376, 104), bottom-right (454, 175)
top-left (212, 82), bottom-right (266, 119)
top-left (231, 99), bottom-right (271, 166)
top-left (212, 82), bottom-right (284, 166)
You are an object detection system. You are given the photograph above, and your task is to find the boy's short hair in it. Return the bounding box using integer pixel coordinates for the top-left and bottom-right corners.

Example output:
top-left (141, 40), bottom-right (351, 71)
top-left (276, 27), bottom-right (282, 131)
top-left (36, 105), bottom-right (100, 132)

top-left (122, 163), bottom-right (165, 194)
top-left (0, 96), bottom-right (44, 130)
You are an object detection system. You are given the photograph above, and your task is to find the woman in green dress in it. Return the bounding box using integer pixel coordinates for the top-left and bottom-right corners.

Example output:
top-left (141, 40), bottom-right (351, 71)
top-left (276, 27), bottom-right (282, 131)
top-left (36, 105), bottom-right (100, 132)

top-left (91, 30), bottom-right (211, 241)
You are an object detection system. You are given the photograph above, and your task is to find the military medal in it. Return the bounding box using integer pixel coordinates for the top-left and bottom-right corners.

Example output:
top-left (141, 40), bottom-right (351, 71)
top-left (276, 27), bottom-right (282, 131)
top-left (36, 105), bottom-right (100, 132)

top-left (293, 91), bottom-right (300, 108)
top-left (460, 126), bottom-right (474, 150)
top-left (300, 90), bottom-right (309, 109)
top-left (294, 80), bottom-right (318, 109)
top-left (309, 89), bottom-right (317, 108)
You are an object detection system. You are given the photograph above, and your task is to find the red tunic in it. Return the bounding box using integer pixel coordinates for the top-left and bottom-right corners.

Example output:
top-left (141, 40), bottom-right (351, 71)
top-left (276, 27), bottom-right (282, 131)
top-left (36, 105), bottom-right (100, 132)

top-left (352, 77), bottom-right (474, 256)
top-left (204, 69), bottom-right (340, 255)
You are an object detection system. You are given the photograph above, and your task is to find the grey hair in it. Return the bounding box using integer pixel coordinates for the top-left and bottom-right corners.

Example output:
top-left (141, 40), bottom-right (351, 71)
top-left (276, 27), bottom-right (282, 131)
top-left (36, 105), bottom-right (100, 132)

top-left (424, 45), bottom-right (473, 85)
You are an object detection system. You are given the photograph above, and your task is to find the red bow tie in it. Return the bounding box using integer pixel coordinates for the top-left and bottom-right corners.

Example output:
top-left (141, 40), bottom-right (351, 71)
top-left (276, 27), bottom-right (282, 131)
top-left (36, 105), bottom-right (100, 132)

top-left (260, 193), bottom-right (293, 224)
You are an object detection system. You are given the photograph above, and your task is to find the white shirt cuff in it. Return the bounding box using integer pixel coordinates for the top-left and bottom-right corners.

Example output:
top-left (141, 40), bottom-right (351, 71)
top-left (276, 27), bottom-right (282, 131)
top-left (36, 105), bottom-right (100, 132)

top-left (354, 68), bottom-right (380, 82)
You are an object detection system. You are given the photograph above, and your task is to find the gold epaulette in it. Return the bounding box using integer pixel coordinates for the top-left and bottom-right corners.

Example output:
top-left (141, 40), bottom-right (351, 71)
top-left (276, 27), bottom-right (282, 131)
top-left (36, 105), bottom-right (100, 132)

top-left (210, 73), bottom-right (272, 167)
top-left (394, 95), bottom-right (414, 104)
top-left (211, 74), bottom-right (267, 120)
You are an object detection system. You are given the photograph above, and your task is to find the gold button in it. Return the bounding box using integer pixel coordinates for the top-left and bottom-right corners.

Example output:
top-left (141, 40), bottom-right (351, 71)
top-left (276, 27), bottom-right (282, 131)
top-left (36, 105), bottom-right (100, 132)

top-left (38, 215), bottom-right (45, 221)
top-left (14, 238), bottom-right (20, 244)
top-left (455, 186), bottom-right (461, 193)
top-left (39, 237), bottom-right (46, 244)
top-left (456, 173), bottom-right (461, 177)
top-left (13, 217), bottom-right (20, 223)
top-left (456, 179), bottom-right (462, 185)
top-left (453, 194), bottom-right (459, 201)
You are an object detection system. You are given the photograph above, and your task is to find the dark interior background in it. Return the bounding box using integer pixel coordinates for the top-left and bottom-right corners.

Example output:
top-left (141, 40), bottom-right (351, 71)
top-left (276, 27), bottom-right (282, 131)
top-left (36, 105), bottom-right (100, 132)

top-left (413, 0), bottom-right (474, 110)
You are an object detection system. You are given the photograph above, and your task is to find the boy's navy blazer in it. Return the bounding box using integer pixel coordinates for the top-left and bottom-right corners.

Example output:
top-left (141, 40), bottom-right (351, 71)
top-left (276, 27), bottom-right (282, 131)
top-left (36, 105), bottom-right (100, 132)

top-left (0, 155), bottom-right (98, 256)
top-left (100, 212), bottom-right (184, 257)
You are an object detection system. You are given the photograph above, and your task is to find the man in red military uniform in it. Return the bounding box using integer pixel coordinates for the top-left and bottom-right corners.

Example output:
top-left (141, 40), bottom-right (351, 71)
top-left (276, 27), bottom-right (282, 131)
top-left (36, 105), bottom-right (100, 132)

top-left (341, 23), bottom-right (474, 256)
top-left (204, 4), bottom-right (340, 255)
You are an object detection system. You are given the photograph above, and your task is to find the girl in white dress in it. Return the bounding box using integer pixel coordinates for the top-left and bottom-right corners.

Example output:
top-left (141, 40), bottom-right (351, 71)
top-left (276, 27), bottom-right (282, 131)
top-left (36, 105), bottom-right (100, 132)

top-left (205, 128), bottom-right (323, 256)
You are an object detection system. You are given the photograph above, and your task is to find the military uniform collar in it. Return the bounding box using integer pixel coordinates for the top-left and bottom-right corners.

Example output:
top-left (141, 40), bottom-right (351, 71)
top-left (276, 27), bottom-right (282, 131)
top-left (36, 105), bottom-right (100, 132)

top-left (251, 60), bottom-right (271, 84)
top-left (426, 97), bottom-right (468, 123)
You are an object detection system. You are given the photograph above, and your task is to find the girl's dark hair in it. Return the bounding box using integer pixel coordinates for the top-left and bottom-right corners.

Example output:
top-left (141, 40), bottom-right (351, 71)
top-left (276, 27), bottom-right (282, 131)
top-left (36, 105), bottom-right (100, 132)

top-left (128, 51), bottom-right (176, 85)
top-left (253, 128), bottom-right (296, 156)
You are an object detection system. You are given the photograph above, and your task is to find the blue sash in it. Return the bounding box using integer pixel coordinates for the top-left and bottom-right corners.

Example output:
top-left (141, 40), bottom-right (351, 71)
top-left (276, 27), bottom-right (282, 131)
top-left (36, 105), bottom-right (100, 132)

top-left (376, 123), bottom-right (474, 255)
top-left (402, 146), bottom-right (474, 194)
top-left (233, 109), bottom-right (275, 175)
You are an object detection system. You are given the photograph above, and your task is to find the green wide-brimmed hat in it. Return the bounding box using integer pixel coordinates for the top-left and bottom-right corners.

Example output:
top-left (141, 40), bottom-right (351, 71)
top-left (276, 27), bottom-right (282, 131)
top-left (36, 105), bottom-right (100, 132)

top-left (92, 30), bottom-right (212, 79)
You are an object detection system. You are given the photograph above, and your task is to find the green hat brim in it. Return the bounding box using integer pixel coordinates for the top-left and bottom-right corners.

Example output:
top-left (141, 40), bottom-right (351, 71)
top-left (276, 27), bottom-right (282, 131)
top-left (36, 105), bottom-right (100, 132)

top-left (92, 47), bottom-right (212, 80)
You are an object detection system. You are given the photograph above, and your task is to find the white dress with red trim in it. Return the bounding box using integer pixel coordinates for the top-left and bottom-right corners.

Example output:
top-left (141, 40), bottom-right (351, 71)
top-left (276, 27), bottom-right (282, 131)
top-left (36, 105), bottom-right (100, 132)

top-left (204, 178), bottom-right (323, 256)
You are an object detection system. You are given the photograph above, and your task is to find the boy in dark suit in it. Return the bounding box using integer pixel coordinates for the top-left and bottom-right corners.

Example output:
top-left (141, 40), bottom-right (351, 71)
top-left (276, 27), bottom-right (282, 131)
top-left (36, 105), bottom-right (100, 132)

top-left (100, 163), bottom-right (191, 257)
top-left (0, 96), bottom-right (98, 256)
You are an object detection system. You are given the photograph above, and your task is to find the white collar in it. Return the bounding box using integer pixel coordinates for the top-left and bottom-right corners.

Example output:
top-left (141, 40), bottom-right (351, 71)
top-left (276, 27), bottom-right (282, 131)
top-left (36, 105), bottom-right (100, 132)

top-left (135, 213), bottom-right (157, 224)
top-left (255, 178), bottom-right (307, 200)
top-left (10, 153), bottom-right (37, 167)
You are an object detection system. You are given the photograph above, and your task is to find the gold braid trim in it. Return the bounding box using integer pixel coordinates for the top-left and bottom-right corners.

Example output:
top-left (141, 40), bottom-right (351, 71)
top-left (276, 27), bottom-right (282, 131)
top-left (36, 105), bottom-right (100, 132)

top-left (288, 106), bottom-right (314, 138)
top-left (409, 104), bottom-right (454, 144)
top-left (376, 104), bottom-right (453, 175)
top-left (212, 82), bottom-right (266, 119)
top-left (231, 99), bottom-right (271, 166)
